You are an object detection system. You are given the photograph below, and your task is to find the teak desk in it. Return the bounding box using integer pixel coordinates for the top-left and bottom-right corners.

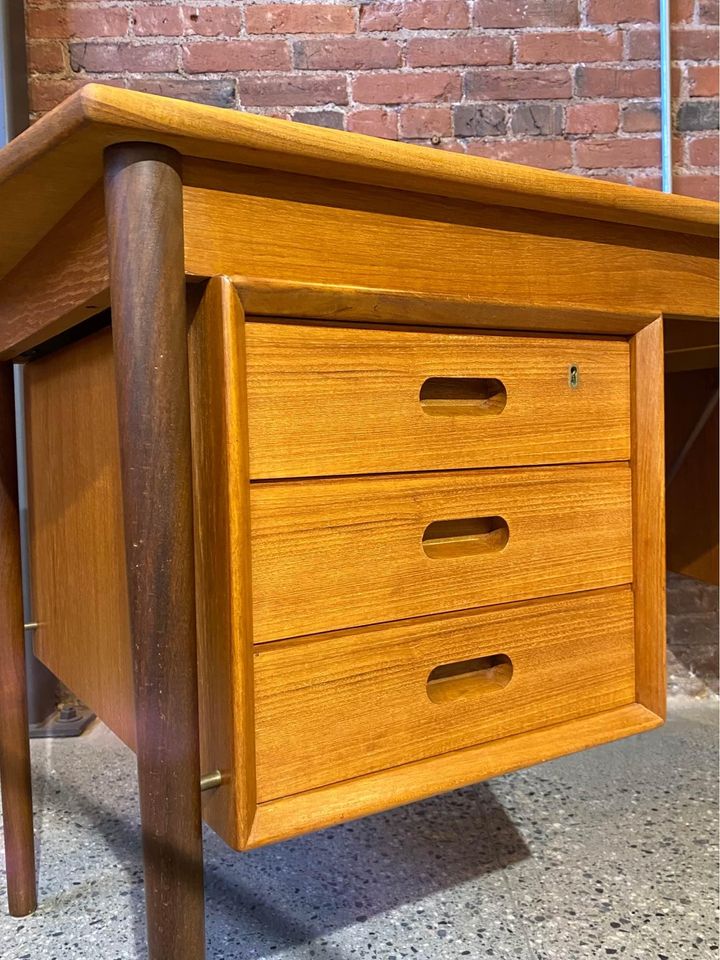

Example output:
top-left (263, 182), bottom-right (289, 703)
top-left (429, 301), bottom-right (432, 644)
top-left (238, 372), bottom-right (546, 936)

top-left (0, 85), bottom-right (717, 959)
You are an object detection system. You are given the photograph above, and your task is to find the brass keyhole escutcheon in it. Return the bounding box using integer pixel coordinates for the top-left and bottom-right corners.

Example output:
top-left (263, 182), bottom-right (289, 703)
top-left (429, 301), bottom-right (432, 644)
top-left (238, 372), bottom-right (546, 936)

top-left (568, 364), bottom-right (580, 389)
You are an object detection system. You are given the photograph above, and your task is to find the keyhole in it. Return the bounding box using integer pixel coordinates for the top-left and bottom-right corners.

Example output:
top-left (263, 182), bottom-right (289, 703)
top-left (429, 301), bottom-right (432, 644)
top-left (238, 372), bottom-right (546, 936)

top-left (568, 364), bottom-right (579, 389)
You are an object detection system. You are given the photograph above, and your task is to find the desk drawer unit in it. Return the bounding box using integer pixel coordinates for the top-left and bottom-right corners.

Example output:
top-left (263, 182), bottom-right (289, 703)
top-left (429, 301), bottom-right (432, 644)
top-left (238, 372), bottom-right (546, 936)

top-left (244, 321), bottom-right (631, 477)
top-left (24, 281), bottom-right (666, 853)
top-left (254, 587), bottom-right (636, 800)
top-left (250, 464), bottom-right (633, 642)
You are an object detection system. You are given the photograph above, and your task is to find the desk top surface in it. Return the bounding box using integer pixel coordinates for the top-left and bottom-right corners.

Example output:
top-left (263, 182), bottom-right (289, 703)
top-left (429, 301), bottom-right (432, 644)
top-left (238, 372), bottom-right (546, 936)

top-left (0, 84), bottom-right (717, 282)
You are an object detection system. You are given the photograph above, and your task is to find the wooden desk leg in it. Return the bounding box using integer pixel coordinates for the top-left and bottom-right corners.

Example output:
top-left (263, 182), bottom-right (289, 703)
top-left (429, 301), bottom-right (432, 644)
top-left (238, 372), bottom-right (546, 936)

top-left (0, 364), bottom-right (37, 918)
top-left (104, 144), bottom-right (206, 960)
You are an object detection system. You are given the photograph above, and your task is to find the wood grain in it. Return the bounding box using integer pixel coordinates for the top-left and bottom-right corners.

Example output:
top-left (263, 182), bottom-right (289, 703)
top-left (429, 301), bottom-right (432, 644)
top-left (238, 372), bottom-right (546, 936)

top-left (0, 184), bottom-right (109, 361)
top-left (236, 277), bottom-right (657, 337)
top-left (0, 363), bottom-right (37, 916)
top-left (25, 330), bottom-right (135, 747)
top-left (247, 702), bottom-right (661, 849)
top-left (0, 90), bottom-right (93, 281)
top-left (665, 367), bottom-right (719, 583)
top-left (254, 587), bottom-right (636, 800)
top-left (0, 83), bottom-right (715, 286)
top-left (250, 463), bottom-right (633, 642)
top-left (188, 276), bottom-right (256, 849)
top-left (630, 318), bottom-right (666, 720)
top-left (244, 320), bottom-right (631, 478)
top-left (105, 143), bottom-right (205, 960)
top-left (182, 163), bottom-right (718, 321)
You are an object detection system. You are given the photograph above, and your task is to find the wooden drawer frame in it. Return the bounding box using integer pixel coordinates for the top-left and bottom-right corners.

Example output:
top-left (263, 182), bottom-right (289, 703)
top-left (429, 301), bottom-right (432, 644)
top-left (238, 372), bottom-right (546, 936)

top-left (190, 277), bottom-right (666, 850)
top-left (23, 274), bottom-right (666, 852)
top-left (243, 320), bottom-right (632, 477)
top-left (253, 587), bottom-right (638, 802)
top-left (248, 462), bottom-right (634, 642)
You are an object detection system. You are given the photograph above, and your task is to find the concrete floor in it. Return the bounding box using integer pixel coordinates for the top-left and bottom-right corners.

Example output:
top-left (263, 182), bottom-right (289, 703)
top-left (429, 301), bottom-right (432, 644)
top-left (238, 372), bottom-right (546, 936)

top-left (1, 572), bottom-right (718, 958)
top-left (0, 697), bottom-right (716, 960)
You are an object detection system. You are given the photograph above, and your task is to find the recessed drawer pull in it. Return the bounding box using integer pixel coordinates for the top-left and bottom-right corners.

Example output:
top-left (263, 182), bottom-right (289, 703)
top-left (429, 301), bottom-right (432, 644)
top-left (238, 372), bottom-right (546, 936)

top-left (426, 654), bottom-right (513, 704)
top-left (419, 376), bottom-right (507, 416)
top-left (422, 516), bottom-right (509, 558)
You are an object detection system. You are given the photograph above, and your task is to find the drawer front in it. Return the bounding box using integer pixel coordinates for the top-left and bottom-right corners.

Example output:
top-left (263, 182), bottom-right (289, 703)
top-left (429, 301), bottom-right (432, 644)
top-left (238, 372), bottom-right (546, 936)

top-left (250, 463), bottom-right (633, 643)
top-left (245, 321), bottom-right (630, 479)
top-left (254, 587), bottom-right (636, 801)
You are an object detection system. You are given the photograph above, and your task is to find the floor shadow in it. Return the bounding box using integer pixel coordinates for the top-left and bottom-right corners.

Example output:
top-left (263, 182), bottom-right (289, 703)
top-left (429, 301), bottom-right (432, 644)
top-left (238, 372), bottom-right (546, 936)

top-left (31, 747), bottom-right (530, 958)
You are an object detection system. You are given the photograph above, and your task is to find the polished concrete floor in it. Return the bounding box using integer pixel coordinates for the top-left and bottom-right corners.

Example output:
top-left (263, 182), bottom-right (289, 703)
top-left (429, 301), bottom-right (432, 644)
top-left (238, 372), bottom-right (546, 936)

top-left (1, 573), bottom-right (717, 959)
top-left (1, 701), bottom-right (717, 960)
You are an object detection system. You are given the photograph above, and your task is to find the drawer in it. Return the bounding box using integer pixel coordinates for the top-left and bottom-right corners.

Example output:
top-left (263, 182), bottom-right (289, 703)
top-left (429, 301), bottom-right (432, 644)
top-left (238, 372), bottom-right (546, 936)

top-left (250, 462), bottom-right (633, 643)
top-left (254, 586), bottom-right (636, 800)
top-left (244, 321), bottom-right (630, 478)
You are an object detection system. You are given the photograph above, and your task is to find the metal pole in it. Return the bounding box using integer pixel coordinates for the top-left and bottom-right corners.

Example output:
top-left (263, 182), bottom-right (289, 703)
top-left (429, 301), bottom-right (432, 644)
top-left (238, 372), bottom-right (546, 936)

top-left (659, 0), bottom-right (673, 194)
top-left (0, 0), bottom-right (29, 141)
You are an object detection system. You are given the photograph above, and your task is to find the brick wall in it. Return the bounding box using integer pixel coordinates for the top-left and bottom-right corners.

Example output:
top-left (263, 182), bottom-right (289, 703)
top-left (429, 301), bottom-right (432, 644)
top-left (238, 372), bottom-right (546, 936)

top-left (25, 0), bottom-right (719, 199)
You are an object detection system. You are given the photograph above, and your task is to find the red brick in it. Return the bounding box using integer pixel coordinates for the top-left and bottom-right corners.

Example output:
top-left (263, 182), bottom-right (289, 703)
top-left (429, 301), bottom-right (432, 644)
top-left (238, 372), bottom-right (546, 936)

top-left (466, 68), bottom-right (572, 100)
top-left (622, 101), bottom-right (661, 132)
top-left (586, 171), bottom-right (633, 184)
top-left (625, 26), bottom-right (715, 61)
top-left (688, 65), bottom-right (720, 97)
top-left (566, 102), bottom-right (619, 134)
top-left (353, 71), bottom-right (462, 104)
top-left (407, 37), bottom-right (511, 68)
top-left (181, 6), bottom-right (244, 36)
top-left (359, 2), bottom-right (400, 31)
top-left (688, 135), bottom-right (720, 166)
top-left (575, 137), bottom-right (660, 168)
top-left (626, 29), bottom-right (659, 60)
top-left (70, 41), bottom-right (178, 72)
top-left (27, 40), bottom-right (66, 73)
top-left (517, 31), bottom-right (623, 64)
top-left (467, 139), bottom-right (573, 170)
top-left (401, 1), bottom-right (470, 29)
top-left (131, 5), bottom-right (184, 37)
top-left (246, 4), bottom-right (355, 35)
top-left (29, 75), bottom-right (92, 113)
top-left (676, 28), bottom-right (720, 59)
top-left (672, 0), bottom-right (696, 21)
top-left (27, 6), bottom-right (129, 39)
top-left (699, 0), bottom-right (720, 24)
top-left (575, 66), bottom-right (660, 98)
top-left (183, 40), bottom-right (291, 72)
top-left (236, 74), bottom-right (348, 107)
top-left (632, 174), bottom-right (662, 190)
top-left (132, 77), bottom-right (236, 107)
top-left (399, 105), bottom-right (452, 138)
top-left (674, 173), bottom-right (719, 200)
top-left (294, 38), bottom-right (400, 70)
top-left (347, 108), bottom-right (398, 139)
top-left (474, 0), bottom-right (578, 28)
top-left (587, 0), bottom-right (659, 23)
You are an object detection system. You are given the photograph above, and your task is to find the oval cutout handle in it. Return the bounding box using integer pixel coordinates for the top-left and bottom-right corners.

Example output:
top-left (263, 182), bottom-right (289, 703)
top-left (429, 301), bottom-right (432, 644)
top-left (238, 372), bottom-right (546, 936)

top-left (419, 377), bottom-right (507, 416)
top-left (422, 516), bottom-right (509, 559)
top-left (427, 654), bottom-right (513, 704)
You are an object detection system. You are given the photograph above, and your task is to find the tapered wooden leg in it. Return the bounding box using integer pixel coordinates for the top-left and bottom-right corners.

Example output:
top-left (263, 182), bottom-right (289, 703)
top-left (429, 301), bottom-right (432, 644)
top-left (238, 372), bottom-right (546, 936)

top-left (0, 363), bottom-right (36, 918)
top-left (104, 143), bottom-right (205, 960)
